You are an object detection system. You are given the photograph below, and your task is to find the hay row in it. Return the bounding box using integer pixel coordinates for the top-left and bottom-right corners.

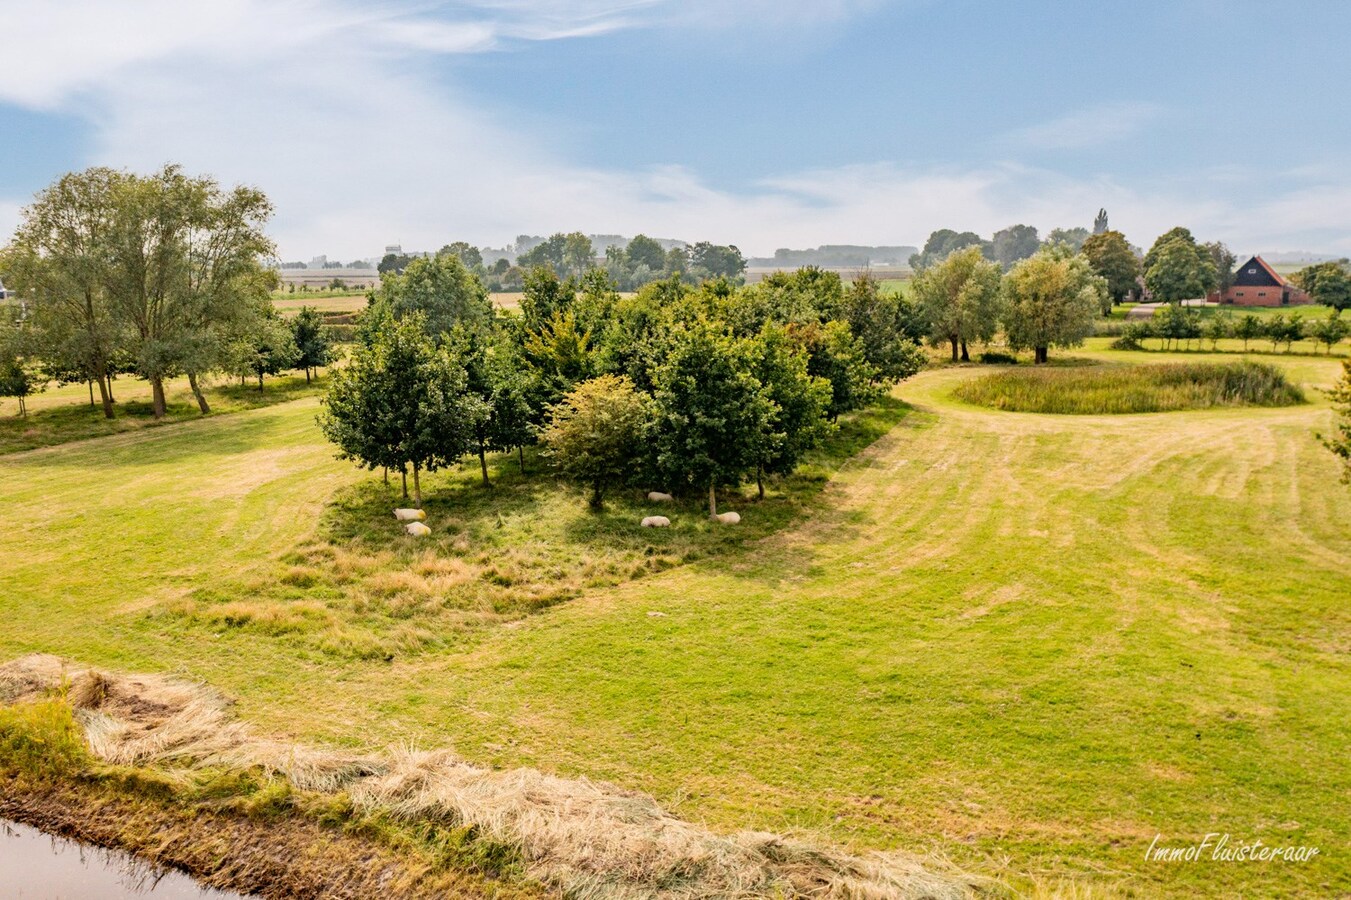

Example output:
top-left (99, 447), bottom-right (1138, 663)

top-left (0, 654), bottom-right (997, 900)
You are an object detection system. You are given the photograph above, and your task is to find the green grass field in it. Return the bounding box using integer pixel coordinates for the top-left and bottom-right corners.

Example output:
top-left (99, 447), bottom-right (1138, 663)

top-left (2, 346), bottom-right (1347, 897)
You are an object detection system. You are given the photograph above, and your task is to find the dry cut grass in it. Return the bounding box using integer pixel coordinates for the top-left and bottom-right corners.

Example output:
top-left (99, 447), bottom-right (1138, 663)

top-left (0, 654), bottom-right (999, 900)
top-left (952, 361), bottom-right (1305, 415)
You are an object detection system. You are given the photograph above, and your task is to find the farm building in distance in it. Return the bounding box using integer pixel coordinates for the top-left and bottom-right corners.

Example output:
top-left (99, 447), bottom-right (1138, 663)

top-left (1209, 255), bottom-right (1310, 306)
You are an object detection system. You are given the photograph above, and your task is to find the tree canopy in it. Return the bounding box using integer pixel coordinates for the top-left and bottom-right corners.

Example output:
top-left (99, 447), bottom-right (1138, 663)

top-left (1080, 230), bottom-right (1141, 305)
top-left (910, 246), bottom-right (1003, 361)
top-left (1003, 246), bottom-right (1107, 363)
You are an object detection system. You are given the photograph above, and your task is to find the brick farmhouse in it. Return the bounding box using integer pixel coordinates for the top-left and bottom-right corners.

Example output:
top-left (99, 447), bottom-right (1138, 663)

top-left (1207, 255), bottom-right (1310, 307)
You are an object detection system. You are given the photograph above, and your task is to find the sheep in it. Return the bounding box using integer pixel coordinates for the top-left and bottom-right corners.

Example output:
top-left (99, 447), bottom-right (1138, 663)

top-left (647, 492), bottom-right (674, 502)
top-left (404, 522), bottom-right (432, 537)
top-left (394, 508), bottom-right (426, 522)
top-left (712, 511), bottom-right (740, 525)
top-left (641, 516), bottom-right (671, 528)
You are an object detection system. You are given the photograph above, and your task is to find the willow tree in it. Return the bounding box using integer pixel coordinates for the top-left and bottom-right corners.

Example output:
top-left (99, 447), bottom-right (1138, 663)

top-left (3, 168), bottom-right (125, 419)
top-left (104, 165), bottom-right (275, 417)
top-left (1003, 246), bottom-right (1107, 364)
top-left (911, 245), bottom-right (1003, 361)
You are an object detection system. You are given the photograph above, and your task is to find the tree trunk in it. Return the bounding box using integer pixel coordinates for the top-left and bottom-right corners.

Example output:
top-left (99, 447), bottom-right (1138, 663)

top-left (18, 396), bottom-right (26, 418)
top-left (95, 373), bottom-right (113, 417)
top-left (1034, 347), bottom-right (1048, 364)
top-left (305, 367), bottom-right (311, 384)
top-left (87, 380), bottom-right (95, 408)
top-left (187, 371), bottom-right (211, 414)
top-left (257, 372), bottom-right (264, 392)
top-left (590, 484), bottom-right (603, 510)
top-left (756, 464), bottom-right (765, 500)
top-left (949, 337), bottom-right (959, 362)
top-left (518, 445), bottom-right (525, 474)
top-left (383, 467), bottom-right (388, 486)
top-left (150, 376), bottom-right (167, 419)
top-left (412, 463), bottom-right (422, 508)
top-left (960, 340), bottom-right (970, 362)
top-left (401, 466), bottom-right (408, 501)
top-left (478, 441), bottom-right (491, 488)
top-left (105, 374), bottom-right (116, 405)
top-left (708, 484), bottom-right (717, 518)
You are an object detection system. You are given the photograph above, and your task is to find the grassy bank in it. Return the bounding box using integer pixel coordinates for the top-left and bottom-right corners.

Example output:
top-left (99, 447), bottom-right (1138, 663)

top-left (953, 361), bottom-right (1305, 414)
top-left (1, 349), bottom-right (1347, 897)
top-left (0, 371), bottom-right (328, 455)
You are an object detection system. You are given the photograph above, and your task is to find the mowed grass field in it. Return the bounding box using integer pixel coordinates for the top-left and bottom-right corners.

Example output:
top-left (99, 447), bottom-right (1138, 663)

top-left (2, 344), bottom-right (1348, 897)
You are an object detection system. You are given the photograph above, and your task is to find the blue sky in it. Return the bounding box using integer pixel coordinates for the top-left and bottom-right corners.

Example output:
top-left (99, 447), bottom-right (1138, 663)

top-left (2, 0), bottom-right (1349, 259)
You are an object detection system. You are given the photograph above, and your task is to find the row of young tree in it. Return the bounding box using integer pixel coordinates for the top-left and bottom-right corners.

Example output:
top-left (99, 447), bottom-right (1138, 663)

top-left (1115, 307), bottom-right (1349, 354)
top-left (319, 256), bottom-right (924, 513)
top-left (381, 233), bottom-right (749, 294)
top-left (0, 167), bottom-right (332, 419)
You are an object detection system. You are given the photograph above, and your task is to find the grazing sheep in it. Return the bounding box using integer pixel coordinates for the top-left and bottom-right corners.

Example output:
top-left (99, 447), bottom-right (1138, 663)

top-left (404, 522), bottom-right (431, 537)
top-left (641, 516), bottom-right (671, 528)
top-left (394, 508), bottom-right (426, 522)
top-left (647, 492), bottom-right (674, 502)
top-left (712, 511), bottom-right (740, 525)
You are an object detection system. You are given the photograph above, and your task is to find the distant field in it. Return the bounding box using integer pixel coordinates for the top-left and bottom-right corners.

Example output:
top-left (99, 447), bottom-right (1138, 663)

top-left (2, 343), bottom-right (1346, 897)
top-left (272, 292), bottom-right (369, 316)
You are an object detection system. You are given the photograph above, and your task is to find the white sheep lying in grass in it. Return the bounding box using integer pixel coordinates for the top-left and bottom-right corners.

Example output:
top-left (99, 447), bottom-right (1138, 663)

top-left (712, 511), bottom-right (740, 525)
top-left (647, 491), bottom-right (674, 502)
top-left (394, 508), bottom-right (426, 522)
top-left (641, 516), bottom-right (670, 528)
top-left (404, 522), bottom-right (431, 537)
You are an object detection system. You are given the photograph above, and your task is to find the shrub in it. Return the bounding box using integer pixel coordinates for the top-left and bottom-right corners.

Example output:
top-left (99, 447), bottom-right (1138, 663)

top-left (953, 361), bottom-right (1305, 414)
top-left (978, 351), bottom-right (1018, 365)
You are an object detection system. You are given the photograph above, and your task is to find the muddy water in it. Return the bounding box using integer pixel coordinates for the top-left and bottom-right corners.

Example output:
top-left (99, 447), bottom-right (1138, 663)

top-left (0, 820), bottom-right (250, 898)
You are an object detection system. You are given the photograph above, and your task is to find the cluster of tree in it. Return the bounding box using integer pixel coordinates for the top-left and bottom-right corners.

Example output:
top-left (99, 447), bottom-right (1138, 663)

top-left (911, 220), bottom-right (1247, 308)
top-left (748, 245), bottom-right (918, 268)
top-left (0, 167), bottom-right (332, 419)
top-left (911, 244), bottom-right (1108, 364)
top-left (1115, 308), bottom-right (1348, 354)
top-left (319, 258), bottom-right (924, 513)
top-left (383, 234), bottom-right (747, 295)
top-left (910, 223), bottom-right (1098, 271)
top-left (1293, 260), bottom-right (1351, 310)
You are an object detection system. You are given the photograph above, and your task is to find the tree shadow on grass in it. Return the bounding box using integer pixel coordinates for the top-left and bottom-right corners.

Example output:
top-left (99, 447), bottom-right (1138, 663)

top-left (171, 395), bottom-right (914, 659)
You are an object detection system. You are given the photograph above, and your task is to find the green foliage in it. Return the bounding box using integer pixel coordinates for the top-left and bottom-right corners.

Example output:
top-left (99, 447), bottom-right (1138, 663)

top-left (291, 306), bottom-right (333, 380)
top-left (908, 229), bottom-right (989, 271)
top-left (1234, 314), bottom-right (1264, 350)
top-left (0, 321), bottom-right (42, 417)
top-left (1325, 359), bottom-right (1351, 481)
top-left (224, 302), bottom-right (299, 390)
top-left (438, 241), bottom-right (483, 269)
top-left (1310, 314), bottom-right (1351, 354)
top-left (954, 361), bottom-right (1305, 414)
top-left (1293, 260), bottom-right (1351, 310)
top-left (320, 311), bottom-right (479, 505)
top-left (837, 272), bottom-right (926, 382)
top-left (797, 320), bottom-right (880, 421)
top-left (539, 374), bottom-right (651, 508)
top-left (990, 223), bottom-right (1041, 268)
top-left (650, 320), bottom-right (773, 513)
top-left (1144, 229), bottom-right (1217, 303)
top-left (0, 700), bottom-right (88, 778)
top-left (1080, 230), bottom-right (1141, 305)
top-left (748, 325), bottom-right (834, 494)
top-left (687, 242), bottom-right (747, 282)
top-left (910, 245), bottom-right (1003, 361)
top-left (1002, 245), bottom-right (1106, 363)
top-left (1202, 310), bottom-right (1235, 350)
top-left (372, 254), bottom-right (493, 338)
top-left (1154, 303), bottom-right (1203, 350)
top-left (1045, 226), bottom-right (1090, 252)
top-left (1204, 241), bottom-right (1237, 292)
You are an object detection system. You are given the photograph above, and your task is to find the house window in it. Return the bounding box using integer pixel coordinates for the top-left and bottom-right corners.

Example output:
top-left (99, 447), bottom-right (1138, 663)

top-left (1248, 268), bottom-right (1257, 274)
top-left (1258, 292), bottom-right (1267, 297)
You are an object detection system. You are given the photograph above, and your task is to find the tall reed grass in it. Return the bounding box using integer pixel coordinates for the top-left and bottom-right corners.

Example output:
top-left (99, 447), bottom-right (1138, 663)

top-left (953, 361), bottom-right (1305, 414)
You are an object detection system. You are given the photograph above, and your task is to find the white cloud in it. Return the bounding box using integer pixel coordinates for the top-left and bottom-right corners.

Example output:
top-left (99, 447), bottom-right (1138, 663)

top-left (0, 1), bottom-right (1347, 259)
top-left (1003, 102), bottom-right (1165, 152)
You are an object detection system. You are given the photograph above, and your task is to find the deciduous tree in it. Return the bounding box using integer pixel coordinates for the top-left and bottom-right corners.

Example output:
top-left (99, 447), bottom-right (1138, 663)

top-left (910, 246), bottom-right (1003, 361)
top-left (539, 374), bottom-right (650, 509)
top-left (1003, 246), bottom-right (1107, 364)
top-left (1081, 230), bottom-right (1141, 306)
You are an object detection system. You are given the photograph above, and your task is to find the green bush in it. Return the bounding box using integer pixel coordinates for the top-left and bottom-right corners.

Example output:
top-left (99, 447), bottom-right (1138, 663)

top-left (978, 351), bottom-right (1018, 365)
top-left (953, 361), bottom-right (1305, 414)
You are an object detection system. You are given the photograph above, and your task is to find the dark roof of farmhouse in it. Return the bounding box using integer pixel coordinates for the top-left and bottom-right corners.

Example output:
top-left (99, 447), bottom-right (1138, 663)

top-left (1233, 256), bottom-right (1287, 288)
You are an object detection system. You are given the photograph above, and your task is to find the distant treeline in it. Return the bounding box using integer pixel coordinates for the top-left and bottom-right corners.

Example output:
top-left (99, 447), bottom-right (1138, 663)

top-left (748, 246), bottom-right (919, 269)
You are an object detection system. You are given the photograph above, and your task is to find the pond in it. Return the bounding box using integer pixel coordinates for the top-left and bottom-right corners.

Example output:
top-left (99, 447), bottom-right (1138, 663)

top-left (0, 819), bottom-right (250, 899)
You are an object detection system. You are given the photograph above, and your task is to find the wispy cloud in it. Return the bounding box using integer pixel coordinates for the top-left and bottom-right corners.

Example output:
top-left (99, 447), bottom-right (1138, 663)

top-left (1, 2), bottom-right (1347, 258)
top-left (1003, 102), bottom-right (1165, 151)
